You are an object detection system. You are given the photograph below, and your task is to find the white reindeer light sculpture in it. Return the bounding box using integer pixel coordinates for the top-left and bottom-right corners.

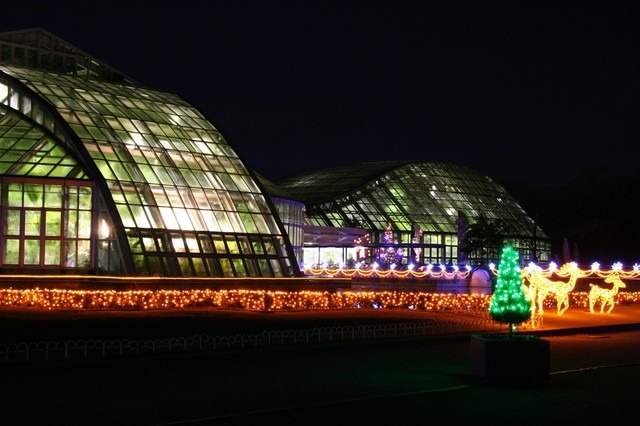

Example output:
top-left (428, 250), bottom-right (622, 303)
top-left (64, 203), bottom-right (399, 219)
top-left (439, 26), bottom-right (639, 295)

top-left (588, 274), bottom-right (626, 314)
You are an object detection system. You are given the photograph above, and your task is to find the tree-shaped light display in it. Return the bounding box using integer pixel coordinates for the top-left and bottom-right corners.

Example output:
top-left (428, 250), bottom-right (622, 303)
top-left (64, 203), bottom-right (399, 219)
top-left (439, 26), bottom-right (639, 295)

top-left (489, 245), bottom-right (531, 337)
top-left (380, 222), bottom-right (398, 265)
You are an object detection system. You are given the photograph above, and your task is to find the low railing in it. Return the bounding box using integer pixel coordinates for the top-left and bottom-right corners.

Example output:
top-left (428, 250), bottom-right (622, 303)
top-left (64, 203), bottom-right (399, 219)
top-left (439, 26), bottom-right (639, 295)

top-left (1, 316), bottom-right (507, 364)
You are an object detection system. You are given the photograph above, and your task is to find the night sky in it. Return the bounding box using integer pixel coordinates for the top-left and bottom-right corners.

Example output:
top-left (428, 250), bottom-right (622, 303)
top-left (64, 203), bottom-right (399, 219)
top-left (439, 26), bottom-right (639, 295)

top-left (2, 1), bottom-right (639, 188)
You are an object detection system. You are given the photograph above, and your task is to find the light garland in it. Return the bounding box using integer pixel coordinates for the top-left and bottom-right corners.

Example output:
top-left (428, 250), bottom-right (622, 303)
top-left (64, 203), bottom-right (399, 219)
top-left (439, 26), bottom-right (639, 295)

top-left (1, 288), bottom-right (639, 312)
top-left (0, 288), bottom-right (490, 311)
top-left (303, 265), bottom-right (472, 280)
top-left (511, 261), bottom-right (640, 280)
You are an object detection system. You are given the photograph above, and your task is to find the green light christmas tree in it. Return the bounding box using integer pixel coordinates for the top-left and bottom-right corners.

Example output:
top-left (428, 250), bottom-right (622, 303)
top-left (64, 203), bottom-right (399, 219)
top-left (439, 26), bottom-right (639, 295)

top-left (489, 245), bottom-right (532, 337)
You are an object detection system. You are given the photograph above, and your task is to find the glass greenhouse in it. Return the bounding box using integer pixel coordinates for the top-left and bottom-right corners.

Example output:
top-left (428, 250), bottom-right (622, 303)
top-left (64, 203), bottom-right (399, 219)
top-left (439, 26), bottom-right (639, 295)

top-left (276, 161), bottom-right (550, 268)
top-left (0, 28), bottom-right (298, 277)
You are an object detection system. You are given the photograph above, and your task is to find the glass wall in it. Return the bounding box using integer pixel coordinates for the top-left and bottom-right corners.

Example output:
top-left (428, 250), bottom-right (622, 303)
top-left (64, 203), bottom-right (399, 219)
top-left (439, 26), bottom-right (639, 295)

top-left (270, 196), bottom-right (305, 267)
top-left (0, 28), bottom-right (299, 277)
top-left (279, 161), bottom-right (550, 267)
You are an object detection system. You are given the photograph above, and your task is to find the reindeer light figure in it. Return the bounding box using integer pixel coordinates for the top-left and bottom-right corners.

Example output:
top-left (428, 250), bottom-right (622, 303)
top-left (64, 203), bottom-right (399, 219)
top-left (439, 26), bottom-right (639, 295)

top-left (526, 262), bottom-right (583, 316)
top-left (588, 274), bottom-right (626, 314)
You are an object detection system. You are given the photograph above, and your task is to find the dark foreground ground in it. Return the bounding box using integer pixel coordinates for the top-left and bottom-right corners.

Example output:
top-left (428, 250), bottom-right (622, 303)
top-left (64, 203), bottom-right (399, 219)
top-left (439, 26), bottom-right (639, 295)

top-left (2, 306), bottom-right (640, 425)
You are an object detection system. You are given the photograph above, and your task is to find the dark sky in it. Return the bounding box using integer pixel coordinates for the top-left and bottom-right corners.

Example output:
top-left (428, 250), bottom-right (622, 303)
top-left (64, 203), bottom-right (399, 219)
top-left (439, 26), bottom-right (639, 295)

top-left (2, 1), bottom-right (639, 187)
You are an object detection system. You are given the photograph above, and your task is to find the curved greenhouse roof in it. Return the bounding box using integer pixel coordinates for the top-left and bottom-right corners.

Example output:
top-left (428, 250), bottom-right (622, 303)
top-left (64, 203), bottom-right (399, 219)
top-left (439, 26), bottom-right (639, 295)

top-left (0, 28), bottom-right (297, 277)
top-left (277, 160), bottom-right (546, 237)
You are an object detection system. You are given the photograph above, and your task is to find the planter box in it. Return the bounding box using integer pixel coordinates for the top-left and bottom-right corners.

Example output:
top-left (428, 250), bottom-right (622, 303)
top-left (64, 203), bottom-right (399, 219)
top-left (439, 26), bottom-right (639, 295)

top-left (471, 334), bottom-right (550, 384)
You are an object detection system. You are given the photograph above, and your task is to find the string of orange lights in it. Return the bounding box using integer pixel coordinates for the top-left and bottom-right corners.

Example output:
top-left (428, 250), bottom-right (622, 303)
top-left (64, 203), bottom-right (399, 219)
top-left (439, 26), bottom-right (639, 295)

top-left (1, 288), bottom-right (638, 312)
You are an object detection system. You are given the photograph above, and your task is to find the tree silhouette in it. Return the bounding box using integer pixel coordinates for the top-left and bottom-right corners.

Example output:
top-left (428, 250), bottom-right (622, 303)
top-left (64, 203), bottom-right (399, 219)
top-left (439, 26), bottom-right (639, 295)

top-left (458, 215), bottom-right (511, 265)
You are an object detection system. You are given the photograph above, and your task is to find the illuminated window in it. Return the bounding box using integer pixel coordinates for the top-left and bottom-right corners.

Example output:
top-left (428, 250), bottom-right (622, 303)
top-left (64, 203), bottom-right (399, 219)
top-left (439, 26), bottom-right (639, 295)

top-left (1, 179), bottom-right (94, 269)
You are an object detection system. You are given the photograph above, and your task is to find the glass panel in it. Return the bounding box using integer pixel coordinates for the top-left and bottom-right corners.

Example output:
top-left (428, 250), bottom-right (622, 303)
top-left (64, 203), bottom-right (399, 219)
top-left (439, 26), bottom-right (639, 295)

top-left (146, 256), bottom-right (162, 275)
top-left (214, 211), bottom-right (232, 232)
top-left (240, 213), bottom-right (258, 233)
top-left (232, 259), bottom-right (246, 277)
top-left (7, 184), bottom-right (23, 207)
top-left (159, 207), bottom-right (178, 229)
top-left (205, 258), bottom-right (220, 276)
top-left (66, 210), bottom-right (78, 237)
top-left (4, 210), bottom-right (21, 235)
top-left (263, 237), bottom-right (277, 255)
top-left (24, 210), bottom-right (41, 236)
top-left (77, 240), bottom-right (91, 267)
top-left (199, 210), bottom-right (219, 232)
top-left (225, 236), bottom-right (239, 254)
top-left (128, 235), bottom-right (143, 254)
top-left (77, 211), bottom-right (92, 238)
top-left (172, 234), bottom-right (186, 253)
top-left (23, 184), bottom-right (43, 207)
top-left (258, 259), bottom-right (271, 276)
top-left (244, 259), bottom-right (259, 276)
top-left (44, 240), bottom-right (61, 265)
top-left (163, 257), bottom-right (180, 276)
top-left (177, 257), bottom-right (192, 276)
top-left (44, 185), bottom-right (63, 208)
top-left (269, 259), bottom-right (283, 276)
top-left (142, 236), bottom-right (158, 252)
top-left (79, 186), bottom-right (92, 209)
top-left (45, 211), bottom-right (62, 236)
top-left (237, 235), bottom-right (252, 255)
top-left (254, 213), bottom-right (277, 235)
top-left (174, 208), bottom-right (195, 231)
top-left (65, 240), bottom-right (77, 267)
top-left (116, 204), bottom-right (135, 227)
top-left (228, 212), bottom-right (245, 233)
top-left (250, 237), bottom-right (264, 254)
top-left (198, 235), bottom-right (213, 253)
top-left (24, 239), bottom-right (40, 264)
top-left (219, 258), bottom-right (233, 277)
top-left (132, 254), bottom-right (146, 274)
top-left (212, 235), bottom-right (226, 253)
top-left (3, 238), bottom-right (19, 264)
top-left (192, 258), bottom-right (207, 277)
top-left (130, 205), bottom-right (151, 228)
top-left (155, 233), bottom-right (172, 252)
top-left (184, 234), bottom-right (200, 253)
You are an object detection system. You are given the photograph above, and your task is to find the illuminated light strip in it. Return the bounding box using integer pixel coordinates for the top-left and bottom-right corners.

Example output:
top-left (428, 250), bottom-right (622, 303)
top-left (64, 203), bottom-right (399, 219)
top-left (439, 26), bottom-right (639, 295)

top-left (0, 289), bottom-right (491, 311)
top-left (303, 266), bottom-right (472, 280)
top-left (488, 262), bottom-right (640, 280)
top-left (0, 288), bottom-right (638, 312)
